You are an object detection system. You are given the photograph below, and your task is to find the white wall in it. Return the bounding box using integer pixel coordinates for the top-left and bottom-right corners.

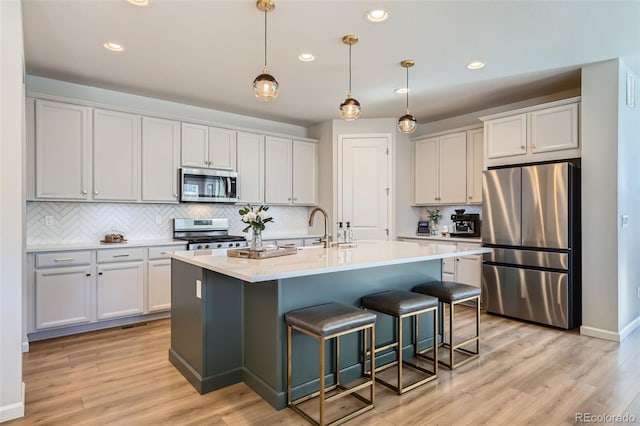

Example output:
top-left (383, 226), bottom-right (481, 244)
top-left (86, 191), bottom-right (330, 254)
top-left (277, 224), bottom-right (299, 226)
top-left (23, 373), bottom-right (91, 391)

top-left (26, 75), bottom-right (308, 138)
top-left (617, 61), bottom-right (640, 333)
top-left (580, 60), bottom-right (621, 339)
top-left (0, 0), bottom-right (25, 422)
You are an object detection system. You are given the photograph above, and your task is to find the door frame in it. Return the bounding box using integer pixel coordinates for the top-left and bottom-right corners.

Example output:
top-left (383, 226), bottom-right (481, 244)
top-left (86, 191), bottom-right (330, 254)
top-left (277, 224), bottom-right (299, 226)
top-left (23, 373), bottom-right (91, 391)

top-left (336, 133), bottom-right (394, 240)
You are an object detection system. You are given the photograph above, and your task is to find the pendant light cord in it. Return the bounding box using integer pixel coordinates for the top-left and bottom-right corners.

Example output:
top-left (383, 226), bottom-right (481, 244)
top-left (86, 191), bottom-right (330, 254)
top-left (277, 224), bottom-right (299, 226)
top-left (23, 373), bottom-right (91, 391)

top-left (264, 10), bottom-right (268, 68)
top-left (348, 43), bottom-right (352, 94)
top-left (405, 66), bottom-right (409, 111)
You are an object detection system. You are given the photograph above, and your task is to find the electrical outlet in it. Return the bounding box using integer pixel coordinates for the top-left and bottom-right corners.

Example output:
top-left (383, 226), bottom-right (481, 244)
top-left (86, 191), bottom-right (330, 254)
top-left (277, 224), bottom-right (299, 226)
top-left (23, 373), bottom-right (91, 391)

top-left (155, 215), bottom-right (162, 225)
top-left (622, 215), bottom-right (630, 228)
top-left (637, 288), bottom-right (640, 300)
top-left (196, 280), bottom-right (202, 299)
top-left (45, 215), bottom-right (53, 226)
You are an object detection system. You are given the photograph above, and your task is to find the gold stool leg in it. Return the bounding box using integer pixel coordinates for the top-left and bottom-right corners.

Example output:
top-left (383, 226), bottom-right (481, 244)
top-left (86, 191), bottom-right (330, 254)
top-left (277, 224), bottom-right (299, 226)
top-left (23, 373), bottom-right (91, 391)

top-left (287, 325), bottom-right (292, 406)
top-left (397, 315), bottom-right (403, 394)
top-left (370, 325), bottom-right (375, 404)
top-left (449, 301), bottom-right (455, 369)
top-left (319, 337), bottom-right (325, 426)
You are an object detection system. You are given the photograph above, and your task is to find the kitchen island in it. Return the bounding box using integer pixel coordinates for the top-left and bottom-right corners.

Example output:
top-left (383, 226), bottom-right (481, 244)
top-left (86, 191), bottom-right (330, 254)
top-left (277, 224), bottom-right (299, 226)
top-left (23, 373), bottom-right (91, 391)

top-left (167, 240), bottom-right (491, 409)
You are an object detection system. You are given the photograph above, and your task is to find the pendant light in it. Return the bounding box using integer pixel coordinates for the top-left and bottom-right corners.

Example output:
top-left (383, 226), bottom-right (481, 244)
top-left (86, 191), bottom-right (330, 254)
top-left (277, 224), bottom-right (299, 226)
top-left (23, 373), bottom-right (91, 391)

top-left (253, 0), bottom-right (279, 101)
top-left (339, 35), bottom-right (361, 121)
top-left (397, 60), bottom-right (417, 133)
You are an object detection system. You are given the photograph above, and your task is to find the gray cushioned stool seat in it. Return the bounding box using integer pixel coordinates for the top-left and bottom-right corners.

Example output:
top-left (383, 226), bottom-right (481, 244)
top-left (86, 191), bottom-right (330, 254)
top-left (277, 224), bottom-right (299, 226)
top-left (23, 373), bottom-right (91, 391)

top-left (362, 290), bottom-right (438, 316)
top-left (413, 281), bottom-right (480, 303)
top-left (285, 302), bottom-right (376, 337)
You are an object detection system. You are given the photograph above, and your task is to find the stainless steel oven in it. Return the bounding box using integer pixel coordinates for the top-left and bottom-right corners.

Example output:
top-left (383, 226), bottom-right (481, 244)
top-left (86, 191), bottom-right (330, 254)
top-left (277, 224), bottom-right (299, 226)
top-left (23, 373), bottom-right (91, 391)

top-left (180, 168), bottom-right (238, 203)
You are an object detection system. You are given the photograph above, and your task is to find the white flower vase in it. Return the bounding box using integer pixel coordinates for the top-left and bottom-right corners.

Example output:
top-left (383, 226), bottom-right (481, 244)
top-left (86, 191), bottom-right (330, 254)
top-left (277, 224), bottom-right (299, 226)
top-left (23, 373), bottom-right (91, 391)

top-left (250, 229), bottom-right (263, 251)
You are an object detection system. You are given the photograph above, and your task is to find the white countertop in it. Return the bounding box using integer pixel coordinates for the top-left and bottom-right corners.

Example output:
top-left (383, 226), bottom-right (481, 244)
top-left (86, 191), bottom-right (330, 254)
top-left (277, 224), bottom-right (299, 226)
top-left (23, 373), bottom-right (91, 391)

top-left (26, 239), bottom-right (187, 253)
top-left (397, 234), bottom-right (482, 244)
top-left (168, 240), bottom-right (492, 283)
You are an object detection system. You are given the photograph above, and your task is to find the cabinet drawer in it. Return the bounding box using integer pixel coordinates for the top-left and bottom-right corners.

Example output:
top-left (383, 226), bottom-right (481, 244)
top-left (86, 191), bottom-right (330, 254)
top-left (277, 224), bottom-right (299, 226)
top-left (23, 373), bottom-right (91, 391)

top-left (442, 257), bottom-right (455, 275)
top-left (148, 245), bottom-right (186, 260)
top-left (276, 239), bottom-right (303, 248)
top-left (304, 238), bottom-right (323, 246)
top-left (97, 248), bottom-right (144, 263)
top-left (36, 251), bottom-right (92, 268)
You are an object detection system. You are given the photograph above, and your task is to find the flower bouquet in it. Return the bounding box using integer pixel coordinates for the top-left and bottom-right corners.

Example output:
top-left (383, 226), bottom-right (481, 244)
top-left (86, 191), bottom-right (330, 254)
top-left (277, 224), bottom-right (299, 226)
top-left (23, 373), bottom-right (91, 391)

top-left (239, 204), bottom-right (273, 251)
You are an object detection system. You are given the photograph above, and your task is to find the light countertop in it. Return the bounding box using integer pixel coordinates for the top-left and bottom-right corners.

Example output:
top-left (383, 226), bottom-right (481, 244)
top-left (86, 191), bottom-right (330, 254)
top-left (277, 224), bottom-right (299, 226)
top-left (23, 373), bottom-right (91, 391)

top-left (168, 240), bottom-right (492, 283)
top-left (26, 239), bottom-right (188, 253)
top-left (397, 234), bottom-right (482, 244)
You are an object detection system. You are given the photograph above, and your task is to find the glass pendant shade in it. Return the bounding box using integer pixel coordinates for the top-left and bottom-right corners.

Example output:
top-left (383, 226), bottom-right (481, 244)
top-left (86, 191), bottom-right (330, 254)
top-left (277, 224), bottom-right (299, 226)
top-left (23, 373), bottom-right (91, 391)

top-left (340, 95), bottom-right (361, 121)
top-left (398, 112), bottom-right (417, 133)
top-left (253, 68), bottom-right (279, 101)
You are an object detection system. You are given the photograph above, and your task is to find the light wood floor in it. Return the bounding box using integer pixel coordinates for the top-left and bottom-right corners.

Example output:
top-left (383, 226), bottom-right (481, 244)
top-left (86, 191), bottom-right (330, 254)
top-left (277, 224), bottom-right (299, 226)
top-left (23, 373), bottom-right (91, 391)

top-left (8, 310), bottom-right (640, 425)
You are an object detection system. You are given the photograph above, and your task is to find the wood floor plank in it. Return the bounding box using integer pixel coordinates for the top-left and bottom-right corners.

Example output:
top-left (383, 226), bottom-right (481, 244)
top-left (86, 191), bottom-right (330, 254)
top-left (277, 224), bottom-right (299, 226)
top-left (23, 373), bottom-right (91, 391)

top-left (7, 314), bottom-right (640, 425)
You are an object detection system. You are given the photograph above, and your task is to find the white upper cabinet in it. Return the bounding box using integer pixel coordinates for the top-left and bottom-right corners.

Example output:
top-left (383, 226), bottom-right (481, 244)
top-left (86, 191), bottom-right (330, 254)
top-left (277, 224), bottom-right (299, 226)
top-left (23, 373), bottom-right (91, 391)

top-left (529, 103), bottom-right (579, 153)
top-left (236, 132), bottom-right (264, 204)
top-left (413, 131), bottom-right (467, 205)
top-left (209, 127), bottom-right (237, 170)
top-left (265, 137), bottom-right (318, 206)
top-left (265, 136), bottom-right (293, 204)
top-left (34, 99), bottom-right (92, 200)
top-left (292, 140), bottom-right (318, 205)
top-left (466, 128), bottom-right (484, 204)
top-left (93, 109), bottom-right (141, 201)
top-left (141, 117), bottom-right (180, 202)
top-left (482, 98), bottom-right (580, 167)
top-left (181, 123), bottom-right (237, 170)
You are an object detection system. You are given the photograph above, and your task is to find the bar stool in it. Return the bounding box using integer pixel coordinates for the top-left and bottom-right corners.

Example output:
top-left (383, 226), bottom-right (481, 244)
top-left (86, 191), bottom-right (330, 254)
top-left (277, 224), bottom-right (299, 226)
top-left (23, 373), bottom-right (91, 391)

top-left (285, 302), bottom-right (376, 426)
top-left (413, 281), bottom-right (480, 369)
top-left (361, 290), bottom-right (438, 394)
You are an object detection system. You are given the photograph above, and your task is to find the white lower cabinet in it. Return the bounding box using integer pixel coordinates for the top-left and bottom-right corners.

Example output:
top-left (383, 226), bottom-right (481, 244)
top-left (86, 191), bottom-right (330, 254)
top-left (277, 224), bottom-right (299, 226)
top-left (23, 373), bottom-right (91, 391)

top-left (454, 254), bottom-right (482, 288)
top-left (35, 266), bottom-right (93, 329)
top-left (97, 261), bottom-right (145, 320)
top-left (29, 243), bottom-right (185, 338)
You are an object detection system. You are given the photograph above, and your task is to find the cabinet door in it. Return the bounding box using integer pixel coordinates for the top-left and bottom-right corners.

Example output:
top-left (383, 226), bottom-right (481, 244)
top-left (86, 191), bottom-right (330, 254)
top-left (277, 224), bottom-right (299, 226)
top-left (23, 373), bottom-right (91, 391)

top-left (466, 129), bottom-right (484, 204)
top-left (35, 266), bottom-right (92, 329)
top-left (97, 262), bottom-right (144, 320)
top-left (93, 109), bottom-right (140, 201)
top-left (529, 103), bottom-right (579, 153)
top-left (181, 123), bottom-right (209, 168)
top-left (148, 259), bottom-right (171, 312)
top-left (292, 140), bottom-right (317, 205)
top-left (26, 97), bottom-right (36, 200)
top-left (439, 132), bottom-right (467, 204)
top-left (236, 132), bottom-right (264, 204)
top-left (264, 136), bottom-right (292, 204)
top-left (414, 137), bottom-right (438, 204)
top-left (455, 254), bottom-right (482, 288)
top-left (35, 100), bottom-right (92, 200)
top-left (141, 117), bottom-right (180, 202)
top-left (208, 127), bottom-right (237, 170)
top-left (485, 113), bottom-right (527, 159)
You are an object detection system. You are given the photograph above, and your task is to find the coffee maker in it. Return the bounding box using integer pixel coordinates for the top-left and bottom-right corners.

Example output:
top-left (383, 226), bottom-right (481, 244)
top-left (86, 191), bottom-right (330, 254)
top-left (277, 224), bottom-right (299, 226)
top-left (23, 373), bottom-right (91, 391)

top-left (450, 209), bottom-right (481, 237)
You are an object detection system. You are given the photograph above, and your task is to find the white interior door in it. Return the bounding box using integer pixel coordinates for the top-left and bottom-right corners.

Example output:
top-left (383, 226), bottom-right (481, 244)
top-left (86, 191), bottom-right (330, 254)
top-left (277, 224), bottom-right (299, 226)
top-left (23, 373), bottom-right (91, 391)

top-left (340, 135), bottom-right (390, 240)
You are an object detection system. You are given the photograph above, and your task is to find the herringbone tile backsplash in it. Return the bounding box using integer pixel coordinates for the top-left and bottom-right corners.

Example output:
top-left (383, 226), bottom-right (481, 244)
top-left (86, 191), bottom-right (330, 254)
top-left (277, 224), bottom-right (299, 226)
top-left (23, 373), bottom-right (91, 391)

top-left (26, 202), bottom-right (312, 245)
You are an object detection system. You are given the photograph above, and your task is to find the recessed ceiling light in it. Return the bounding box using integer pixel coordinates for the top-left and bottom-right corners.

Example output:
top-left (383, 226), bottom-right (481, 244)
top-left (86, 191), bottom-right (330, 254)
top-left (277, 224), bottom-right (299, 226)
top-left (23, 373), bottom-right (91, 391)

top-left (466, 61), bottom-right (485, 70)
top-left (127, 0), bottom-right (149, 5)
top-left (103, 41), bottom-right (125, 52)
top-left (395, 88), bottom-right (410, 94)
top-left (365, 8), bottom-right (389, 23)
top-left (298, 53), bottom-right (315, 62)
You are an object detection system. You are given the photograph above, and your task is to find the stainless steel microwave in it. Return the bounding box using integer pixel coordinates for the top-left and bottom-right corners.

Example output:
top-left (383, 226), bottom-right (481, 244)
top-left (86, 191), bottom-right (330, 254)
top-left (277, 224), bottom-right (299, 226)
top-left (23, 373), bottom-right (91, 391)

top-left (179, 168), bottom-right (238, 203)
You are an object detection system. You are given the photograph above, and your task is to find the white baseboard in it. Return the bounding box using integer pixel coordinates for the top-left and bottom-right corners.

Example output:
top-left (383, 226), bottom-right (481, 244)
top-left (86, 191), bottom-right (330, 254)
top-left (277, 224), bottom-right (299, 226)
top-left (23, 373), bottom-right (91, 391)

top-left (619, 315), bottom-right (640, 341)
top-left (580, 326), bottom-right (621, 342)
top-left (0, 382), bottom-right (25, 423)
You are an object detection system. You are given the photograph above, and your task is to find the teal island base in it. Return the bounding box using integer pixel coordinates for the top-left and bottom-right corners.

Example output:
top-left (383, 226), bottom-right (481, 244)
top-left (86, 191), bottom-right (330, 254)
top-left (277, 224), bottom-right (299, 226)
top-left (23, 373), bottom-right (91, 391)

top-left (169, 257), bottom-right (442, 410)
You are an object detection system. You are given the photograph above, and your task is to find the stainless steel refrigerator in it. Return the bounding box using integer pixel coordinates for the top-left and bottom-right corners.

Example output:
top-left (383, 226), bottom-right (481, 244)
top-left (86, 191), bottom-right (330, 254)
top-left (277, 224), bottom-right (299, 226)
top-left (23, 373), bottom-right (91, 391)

top-left (482, 161), bottom-right (581, 329)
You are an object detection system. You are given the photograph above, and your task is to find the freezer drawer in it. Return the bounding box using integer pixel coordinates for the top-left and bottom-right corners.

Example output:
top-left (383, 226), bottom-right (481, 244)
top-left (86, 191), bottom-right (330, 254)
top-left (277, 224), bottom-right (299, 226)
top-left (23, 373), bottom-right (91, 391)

top-left (482, 264), bottom-right (569, 328)
top-left (483, 248), bottom-right (569, 270)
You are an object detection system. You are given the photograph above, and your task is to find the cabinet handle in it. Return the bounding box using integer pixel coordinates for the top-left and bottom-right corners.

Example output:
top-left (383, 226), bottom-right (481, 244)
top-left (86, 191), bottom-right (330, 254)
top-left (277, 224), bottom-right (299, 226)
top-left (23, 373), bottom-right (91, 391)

top-left (468, 196), bottom-right (472, 199)
top-left (86, 273), bottom-right (91, 277)
top-left (82, 190), bottom-right (87, 195)
top-left (98, 272), bottom-right (103, 276)
top-left (94, 191), bottom-right (99, 195)
top-left (456, 258), bottom-right (460, 262)
top-left (54, 257), bottom-right (74, 262)
top-left (521, 145), bottom-right (525, 150)
top-left (113, 254), bottom-right (130, 258)
top-left (293, 197), bottom-right (297, 201)
top-left (530, 144), bottom-right (536, 149)
top-left (287, 197), bottom-right (291, 201)
top-left (173, 193), bottom-right (178, 197)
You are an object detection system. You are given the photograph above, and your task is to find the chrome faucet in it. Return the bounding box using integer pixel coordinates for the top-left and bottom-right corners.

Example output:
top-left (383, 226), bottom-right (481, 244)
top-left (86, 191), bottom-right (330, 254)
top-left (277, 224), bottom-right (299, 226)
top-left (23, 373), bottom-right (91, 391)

top-left (308, 207), bottom-right (330, 248)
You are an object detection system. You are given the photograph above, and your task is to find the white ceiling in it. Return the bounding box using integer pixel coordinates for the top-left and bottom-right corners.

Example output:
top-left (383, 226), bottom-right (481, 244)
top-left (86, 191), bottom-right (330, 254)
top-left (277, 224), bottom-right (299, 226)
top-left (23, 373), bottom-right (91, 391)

top-left (22, 0), bottom-right (640, 127)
